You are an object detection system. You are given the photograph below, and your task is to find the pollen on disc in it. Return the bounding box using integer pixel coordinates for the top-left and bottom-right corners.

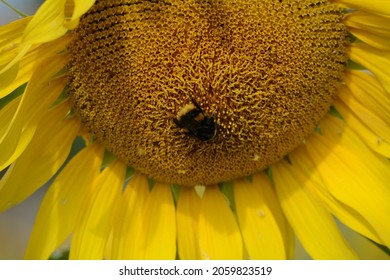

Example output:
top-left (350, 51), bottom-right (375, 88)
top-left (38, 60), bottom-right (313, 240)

top-left (68, 0), bottom-right (348, 186)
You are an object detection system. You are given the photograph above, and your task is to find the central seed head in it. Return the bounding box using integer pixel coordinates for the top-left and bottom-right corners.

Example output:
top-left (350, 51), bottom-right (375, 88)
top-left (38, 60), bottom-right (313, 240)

top-left (68, 0), bottom-right (348, 186)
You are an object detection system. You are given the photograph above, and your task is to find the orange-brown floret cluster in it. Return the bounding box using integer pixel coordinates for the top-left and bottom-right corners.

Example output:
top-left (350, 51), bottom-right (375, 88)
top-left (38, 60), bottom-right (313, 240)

top-left (68, 0), bottom-right (348, 186)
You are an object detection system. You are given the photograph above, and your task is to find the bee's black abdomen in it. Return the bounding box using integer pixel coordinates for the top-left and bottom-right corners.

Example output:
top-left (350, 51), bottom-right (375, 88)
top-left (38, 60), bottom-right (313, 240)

top-left (173, 100), bottom-right (218, 141)
top-left (193, 123), bottom-right (218, 141)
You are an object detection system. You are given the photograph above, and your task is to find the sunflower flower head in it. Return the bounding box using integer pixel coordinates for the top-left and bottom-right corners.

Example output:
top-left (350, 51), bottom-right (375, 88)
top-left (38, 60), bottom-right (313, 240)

top-left (1, 0), bottom-right (390, 260)
top-left (68, 0), bottom-right (348, 186)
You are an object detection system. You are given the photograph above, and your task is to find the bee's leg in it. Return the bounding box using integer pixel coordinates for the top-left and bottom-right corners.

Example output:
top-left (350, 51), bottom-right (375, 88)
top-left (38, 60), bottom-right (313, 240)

top-left (172, 117), bottom-right (179, 125)
top-left (190, 96), bottom-right (203, 112)
top-left (184, 130), bottom-right (192, 137)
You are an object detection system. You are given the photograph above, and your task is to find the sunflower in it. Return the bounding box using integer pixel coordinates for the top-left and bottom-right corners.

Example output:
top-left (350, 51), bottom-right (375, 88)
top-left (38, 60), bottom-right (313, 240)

top-left (0, 0), bottom-right (389, 260)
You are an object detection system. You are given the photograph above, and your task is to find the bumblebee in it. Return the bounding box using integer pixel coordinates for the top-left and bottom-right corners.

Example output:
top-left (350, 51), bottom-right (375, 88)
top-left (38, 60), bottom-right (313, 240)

top-left (173, 98), bottom-right (218, 141)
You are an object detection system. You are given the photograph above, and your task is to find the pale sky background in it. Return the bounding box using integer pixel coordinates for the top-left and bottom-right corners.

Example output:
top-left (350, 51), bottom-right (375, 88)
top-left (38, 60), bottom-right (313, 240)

top-left (0, 0), bottom-right (43, 25)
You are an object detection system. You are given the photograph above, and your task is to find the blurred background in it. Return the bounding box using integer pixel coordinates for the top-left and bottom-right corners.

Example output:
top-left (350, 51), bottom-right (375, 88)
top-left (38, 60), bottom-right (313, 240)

top-left (0, 0), bottom-right (43, 25)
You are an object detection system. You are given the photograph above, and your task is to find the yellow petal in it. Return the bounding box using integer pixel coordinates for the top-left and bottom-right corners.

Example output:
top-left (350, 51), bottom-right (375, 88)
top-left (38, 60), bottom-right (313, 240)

top-left (110, 173), bottom-right (149, 259)
top-left (0, 47), bottom-right (28, 96)
top-left (0, 18), bottom-right (30, 72)
top-left (0, 96), bottom-right (21, 139)
top-left (289, 142), bottom-right (383, 245)
top-left (344, 70), bottom-right (390, 125)
top-left (70, 160), bottom-right (126, 260)
top-left (234, 175), bottom-right (288, 259)
top-left (71, 0), bottom-right (95, 22)
top-left (345, 11), bottom-right (390, 38)
top-left (252, 173), bottom-right (295, 259)
top-left (0, 101), bottom-right (78, 212)
top-left (22, 0), bottom-right (67, 45)
top-left (349, 44), bottom-right (390, 94)
top-left (103, 231), bottom-right (114, 260)
top-left (0, 62), bottom-right (68, 170)
top-left (338, 86), bottom-right (390, 142)
top-left (177, 187), bottom-right (201, 260)
top-left (112, 182), bottom-right (176, 260)
top-left (64, 0), bottom-right (95, 29)
top-left (348, 27), bottom-right (390, 50)
top-left (273, 160), bottom-right (358, 259)
top-left (306, 132), bottom-right (390, 247)
top-left (0, 17), bottom-right (30, 48)
top-left (319, 114), bottom-right (390, 168)
top-left (143, 183), bottom-right (176, 260)
top-left (337, 0), bottom-right (390, 18)
top-left (1, 35), bottom-right (72, 96)
top-left (334, 98), bottom-right (390, 157)
top-left (24, 143), bottom-right (104, 260)
top-left (319, 115), bottom-right (390, 175)
top-left (0, 0), bottom-right (68, 76)
top-left (198, 186), bottom-right (243, 259)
